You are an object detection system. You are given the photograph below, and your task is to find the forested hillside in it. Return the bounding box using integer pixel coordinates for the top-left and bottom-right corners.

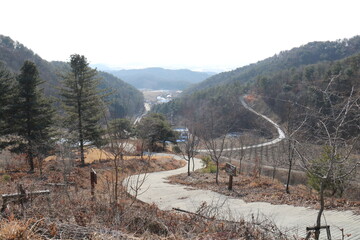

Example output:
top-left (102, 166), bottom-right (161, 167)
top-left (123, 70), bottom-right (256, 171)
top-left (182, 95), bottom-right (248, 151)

top-left (98, 71), bottom-right (144, 118)
top-left (185, 36), bottom-right (360, 94)
top-left (0, 35), bottom-right (144, 118)
top-left (0, 35), bottom-right (58, 96)
top-left (153, 81), bottom-right (274, 138)
top-left (155, 36), bottom-right (360, 138)
top-left (109, 67), bottom-right (214, 90)
top-left (255, 53), bottom-right (360, 125)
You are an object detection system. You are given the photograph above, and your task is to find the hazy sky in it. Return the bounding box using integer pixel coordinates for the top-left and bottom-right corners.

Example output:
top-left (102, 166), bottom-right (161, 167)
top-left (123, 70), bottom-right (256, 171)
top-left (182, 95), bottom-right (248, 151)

top-left (1, 0), bottom-right (359, 72)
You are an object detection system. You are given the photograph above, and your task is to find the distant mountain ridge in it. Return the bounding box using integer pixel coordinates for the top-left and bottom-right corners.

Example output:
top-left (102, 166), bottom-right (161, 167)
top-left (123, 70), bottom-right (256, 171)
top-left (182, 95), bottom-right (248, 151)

top-left (106, 67), bottom-right (215, 90)
top-left (0, 35), bottom-right (144, 118)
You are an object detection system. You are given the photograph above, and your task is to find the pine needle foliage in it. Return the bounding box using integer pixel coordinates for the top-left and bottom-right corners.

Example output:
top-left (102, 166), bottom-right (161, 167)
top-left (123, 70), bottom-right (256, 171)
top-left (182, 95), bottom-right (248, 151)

top-left (10, 61), bottom-right (55, 172)
top-left (0, 62), bottom-right (16, 146)
top-left (60, 54), bottom-right (106, 166)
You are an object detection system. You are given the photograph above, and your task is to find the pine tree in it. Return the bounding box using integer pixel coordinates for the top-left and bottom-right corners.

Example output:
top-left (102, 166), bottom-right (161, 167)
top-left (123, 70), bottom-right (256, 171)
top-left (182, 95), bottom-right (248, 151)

top-left (60, 54), bottom-right (104, 166)
top-left (0, 63), bottom-right (15, 149)
top-left (11, 61), bottom-right (55, 172)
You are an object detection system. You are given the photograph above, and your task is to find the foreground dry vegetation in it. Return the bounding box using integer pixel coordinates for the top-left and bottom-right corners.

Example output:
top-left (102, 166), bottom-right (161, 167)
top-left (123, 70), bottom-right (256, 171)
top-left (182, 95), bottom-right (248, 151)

top-left (0, 149), bottom-right (287, 240)
top-left (168, 165), bottom-right (360, 214)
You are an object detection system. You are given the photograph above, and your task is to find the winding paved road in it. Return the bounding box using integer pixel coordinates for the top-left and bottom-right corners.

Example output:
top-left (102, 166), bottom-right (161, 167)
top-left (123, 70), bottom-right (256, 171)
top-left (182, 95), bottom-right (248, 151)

top-left (134, 103), bottom-right (151, 125)
top-left (125, 97), bottom-right (360, 239)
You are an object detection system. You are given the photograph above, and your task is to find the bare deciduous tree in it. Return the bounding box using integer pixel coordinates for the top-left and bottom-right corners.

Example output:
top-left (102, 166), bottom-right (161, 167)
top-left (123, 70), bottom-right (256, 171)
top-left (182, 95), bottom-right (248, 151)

top-left (295, 78), bottom-right (360, 239)
top-left (177, 127), bottom-right (199, 176)
top-left (283, 102), bottom-right (308, 194)
top-left (103, 118), bottom-right (134, 204)
top-left (196, 101), bottom-right (235, 184)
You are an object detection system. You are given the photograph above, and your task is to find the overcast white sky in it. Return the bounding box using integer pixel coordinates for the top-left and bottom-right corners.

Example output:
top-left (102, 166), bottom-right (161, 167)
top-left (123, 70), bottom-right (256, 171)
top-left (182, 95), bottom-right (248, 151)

top-left (1, 0), bottom-right (359, 72)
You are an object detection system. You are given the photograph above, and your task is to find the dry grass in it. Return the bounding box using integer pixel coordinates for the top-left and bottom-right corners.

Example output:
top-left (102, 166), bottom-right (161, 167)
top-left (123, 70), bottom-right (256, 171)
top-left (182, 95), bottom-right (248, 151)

top-left (0, 218), bottom-right (42, 240)
top-left (0, 150), bottom-right (288, 240)
top-left (168, 167), bottom-right (360, 214)
top-left (44, 148), bottom-right (108, 163)
top-left (45, 147), bottom-right (179, 164)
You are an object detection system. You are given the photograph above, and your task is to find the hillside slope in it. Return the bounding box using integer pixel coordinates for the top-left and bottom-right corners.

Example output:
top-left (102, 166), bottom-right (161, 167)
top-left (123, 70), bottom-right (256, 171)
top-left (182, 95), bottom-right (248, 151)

top-left (155, 35), bottom-right (360, 140)
top-left (185, 36), bottom-right (360, 94)
top-left (0, 35), bottom-right (144, 118)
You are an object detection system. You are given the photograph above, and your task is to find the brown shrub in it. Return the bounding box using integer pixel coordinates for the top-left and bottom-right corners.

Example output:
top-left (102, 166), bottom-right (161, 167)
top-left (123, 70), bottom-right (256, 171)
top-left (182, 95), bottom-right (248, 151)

top-left (0, 219), bottom-right (42, 240)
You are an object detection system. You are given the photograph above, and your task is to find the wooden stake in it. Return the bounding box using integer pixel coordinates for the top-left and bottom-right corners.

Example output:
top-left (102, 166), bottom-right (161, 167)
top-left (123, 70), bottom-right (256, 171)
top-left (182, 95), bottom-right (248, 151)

top-left (90, 168), bottom-right (97, 198)
top-left (228, 175), bottom-right (233, 190)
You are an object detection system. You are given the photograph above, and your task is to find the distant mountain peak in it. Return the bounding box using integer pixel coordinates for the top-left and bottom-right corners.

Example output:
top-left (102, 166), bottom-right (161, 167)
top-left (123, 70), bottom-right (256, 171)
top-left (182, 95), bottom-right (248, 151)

top-left (103, 67), bottom-right (215, 90)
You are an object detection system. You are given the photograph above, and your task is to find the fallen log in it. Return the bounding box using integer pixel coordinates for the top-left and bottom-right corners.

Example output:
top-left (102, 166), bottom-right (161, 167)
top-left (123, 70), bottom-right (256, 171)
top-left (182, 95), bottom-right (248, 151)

top-left (1, 189), bottom-right (50, 213)
top-left (45, 182), bottom-right (75, 187)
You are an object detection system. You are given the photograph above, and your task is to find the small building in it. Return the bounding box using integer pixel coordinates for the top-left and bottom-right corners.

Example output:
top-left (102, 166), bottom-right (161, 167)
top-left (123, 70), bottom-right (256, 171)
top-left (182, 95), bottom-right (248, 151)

top-left (173, 127), bottom-right (189, 142)
top-left (156, 96), bottom-right (170, 103)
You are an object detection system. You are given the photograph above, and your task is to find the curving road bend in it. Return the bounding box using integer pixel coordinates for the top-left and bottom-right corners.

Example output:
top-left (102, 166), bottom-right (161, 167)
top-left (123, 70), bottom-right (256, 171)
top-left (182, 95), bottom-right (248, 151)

top-left (125, 97), bottom-right (360, 239)
top-left (134, 103), bottom-right (151, 125)
top-left (239, 96), bottom-right (285, 147)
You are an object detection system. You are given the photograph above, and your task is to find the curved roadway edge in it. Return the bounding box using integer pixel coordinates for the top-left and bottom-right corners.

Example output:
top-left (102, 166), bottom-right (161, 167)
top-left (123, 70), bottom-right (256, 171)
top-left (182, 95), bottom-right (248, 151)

top-left (239, 96), bottom-right (285, 147)
top-left (134, 103), bottom-right (151, 125)
top-left (125, 98), bottom-right (360, 239)
top-left (197, 96), bottom-right (285, 153)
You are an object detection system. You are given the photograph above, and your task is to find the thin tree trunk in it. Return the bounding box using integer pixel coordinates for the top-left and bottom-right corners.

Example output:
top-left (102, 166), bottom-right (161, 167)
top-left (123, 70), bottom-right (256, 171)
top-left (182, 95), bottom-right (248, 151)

top-left (78, 99), bottom-right (85, 166)
top-left (239, 156), bottom-right (243, 175)
top-left (258, 144), bottom-right (262, 177)
top-left (28, 148), bottom-right (35, 173)
top-left (272, 165), bottom-right (276, 180)
top-left (187, 157), bottom-right (191, 176)
top-left (271, 145), bottom-right (276, 175)
top-left (248, 145), bottom-right (253, 162)
top-left (285, 161), bottom-right (292, 193)
top-left (27, 110), bottom-right (35, 172)
top-left (114, 155), bottom-right (119, 203)
top-left (265, 145), bottom-right (269, 166)
top-left (315, 182), bottom-right (325, 240)
top-left (216, 159), bottom-right (219, 184)
top-left (239, 139), bottom-right (244, 175)
top-left (286, 140), bottom-right (294, 194)
top-left (79, 130), bottom-right (85, 166)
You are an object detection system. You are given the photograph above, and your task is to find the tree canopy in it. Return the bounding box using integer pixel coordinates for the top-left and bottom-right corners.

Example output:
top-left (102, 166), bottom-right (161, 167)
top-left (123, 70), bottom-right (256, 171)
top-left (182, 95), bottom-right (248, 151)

top-left (60, 54), bottom-right (105, 166)
top-left (10, 61), bottom-right (55, 172)
top-left (0, 62), bottom-right (15, 147)
top-left (136, 113), bottom-right (176, 151)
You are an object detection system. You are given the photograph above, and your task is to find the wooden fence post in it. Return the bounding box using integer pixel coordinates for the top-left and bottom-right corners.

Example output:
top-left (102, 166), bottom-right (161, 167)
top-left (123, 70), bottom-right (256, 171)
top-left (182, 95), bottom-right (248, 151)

top-left (90, 168), bottom-right (97, 198)
top-left (225, 163), bottom-right (237, 191)
top-left (305, 225), bottom-right (331, 240)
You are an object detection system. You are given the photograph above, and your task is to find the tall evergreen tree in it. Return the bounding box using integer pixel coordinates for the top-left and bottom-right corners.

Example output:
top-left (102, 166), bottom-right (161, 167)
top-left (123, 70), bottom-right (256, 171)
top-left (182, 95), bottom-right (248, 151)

top-left (60, 54), bottom-right (104, 166)
top-left (0, 63), bottom-right (15, 149)
top-left (11, 61), bottom-right (55, 172)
